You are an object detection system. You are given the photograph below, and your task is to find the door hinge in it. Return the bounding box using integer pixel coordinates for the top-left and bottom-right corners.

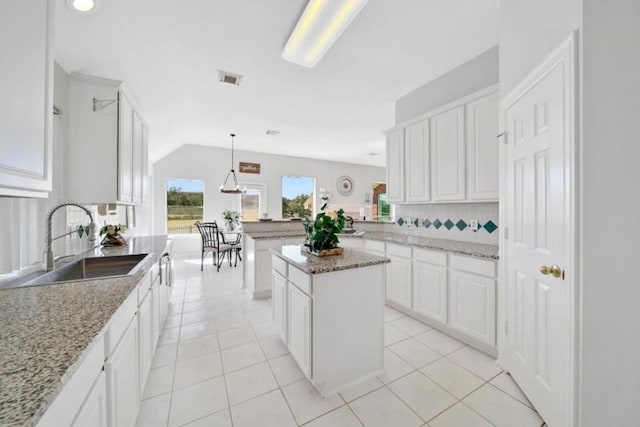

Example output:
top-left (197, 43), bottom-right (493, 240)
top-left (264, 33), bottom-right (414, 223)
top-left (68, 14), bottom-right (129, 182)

top-left (504, 227), bottom-right (509, 240)
top-left (498, 131), bottom-right (507, 144)
top-left (505, 322), bottom-right (509, 334)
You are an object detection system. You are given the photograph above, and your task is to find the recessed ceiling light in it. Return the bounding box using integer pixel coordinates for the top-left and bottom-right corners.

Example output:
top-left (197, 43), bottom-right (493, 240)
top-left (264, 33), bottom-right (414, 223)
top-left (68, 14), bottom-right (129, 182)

top-left (282, 0), bottom-right (369, 68)
top-left (66, 0), bottom-right (99, 14)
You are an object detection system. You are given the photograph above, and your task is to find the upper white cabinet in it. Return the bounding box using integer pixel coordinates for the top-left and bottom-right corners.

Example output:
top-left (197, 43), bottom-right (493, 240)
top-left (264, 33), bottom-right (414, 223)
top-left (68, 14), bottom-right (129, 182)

top-left (67, 74), bottom-right (149, 205)
top-left (0, 0), bottom-right (53, 197)
top-left (384, 86), bottom-right (498, 204)
top-left (430, 106), bottom-right (466, 201)
top-left (466, 92), bottom-right (499, 200)
top-left (385, 129), bottom-right (405, 203)
top-left (404, 119), bottom-right (430, 202)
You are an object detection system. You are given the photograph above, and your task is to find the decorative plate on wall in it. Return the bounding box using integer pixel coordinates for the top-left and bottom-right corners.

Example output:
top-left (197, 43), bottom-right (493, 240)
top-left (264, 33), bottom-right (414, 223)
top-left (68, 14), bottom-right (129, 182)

top-left (336, 176), bottom-right (354, 196)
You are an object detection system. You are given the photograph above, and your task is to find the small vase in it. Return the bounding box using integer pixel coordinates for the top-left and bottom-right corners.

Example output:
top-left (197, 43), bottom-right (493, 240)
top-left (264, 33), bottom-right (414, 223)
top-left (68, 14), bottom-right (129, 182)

top-left (226, 222), bottom-right (235, 232)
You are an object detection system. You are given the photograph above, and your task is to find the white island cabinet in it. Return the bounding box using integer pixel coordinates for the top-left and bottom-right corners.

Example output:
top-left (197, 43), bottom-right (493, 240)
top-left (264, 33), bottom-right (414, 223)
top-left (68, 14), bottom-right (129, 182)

top-left (271, 246), bottom-right (389, 397)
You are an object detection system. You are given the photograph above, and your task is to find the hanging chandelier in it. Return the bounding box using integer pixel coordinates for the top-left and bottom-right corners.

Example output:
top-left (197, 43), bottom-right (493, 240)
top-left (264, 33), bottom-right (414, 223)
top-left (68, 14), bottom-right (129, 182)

top-left (220, 133), bottom-right (245, 194)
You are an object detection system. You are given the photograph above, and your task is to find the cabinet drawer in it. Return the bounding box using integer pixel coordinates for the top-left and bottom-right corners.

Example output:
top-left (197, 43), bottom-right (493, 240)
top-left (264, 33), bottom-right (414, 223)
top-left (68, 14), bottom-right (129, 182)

top-left (256, 239), bottom-right (283, 251)
top-left (413, 248), bottom-right (447, 266)
top-left (289, 265), bottom-right (311, 295)
top-left (272, 255), bottom-right (288, 277)
top-left (387, 243), bottom-right (412, 259)
top-left (449, 254), bottom-right (496, 277)
top-left (364, 239), bottom-right (385, 254)
top-left (104, 290), bottom-right (137, 357)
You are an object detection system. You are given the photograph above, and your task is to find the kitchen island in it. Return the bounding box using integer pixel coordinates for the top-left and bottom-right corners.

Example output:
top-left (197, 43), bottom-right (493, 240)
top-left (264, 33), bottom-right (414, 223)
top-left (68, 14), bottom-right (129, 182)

top-left (270, 245), bottom-right (389, 397)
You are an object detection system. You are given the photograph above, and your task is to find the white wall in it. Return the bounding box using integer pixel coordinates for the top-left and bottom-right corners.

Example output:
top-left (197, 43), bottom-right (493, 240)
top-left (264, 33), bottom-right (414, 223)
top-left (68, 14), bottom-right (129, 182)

top-left (580, 1), bottom-right (640, 425)
top-left (499, 0), bottom-right (581, 96)
top-left (152, 144), bottom-right (385, 235)
top-left (395, 46), bottom-right (499, 124)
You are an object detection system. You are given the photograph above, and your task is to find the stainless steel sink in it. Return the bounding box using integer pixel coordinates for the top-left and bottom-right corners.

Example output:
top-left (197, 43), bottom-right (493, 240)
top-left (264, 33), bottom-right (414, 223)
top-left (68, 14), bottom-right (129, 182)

top-left (341, 229), bottom-right (358, 234)
top-left (23, 254), bottom-right (150, 286)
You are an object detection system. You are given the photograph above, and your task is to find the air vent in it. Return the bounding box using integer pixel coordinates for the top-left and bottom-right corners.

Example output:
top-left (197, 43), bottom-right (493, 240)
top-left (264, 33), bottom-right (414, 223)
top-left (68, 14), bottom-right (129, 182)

top-left (218, 70), bottom-right (242, 86)
top-left (266, 130), bottom-right (280, 136)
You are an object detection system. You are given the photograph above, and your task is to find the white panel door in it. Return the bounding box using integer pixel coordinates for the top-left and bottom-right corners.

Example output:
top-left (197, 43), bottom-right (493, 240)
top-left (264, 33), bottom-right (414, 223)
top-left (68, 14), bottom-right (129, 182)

top-left (288, 284), bottom-right (311, 378)
top-left (412, 261), bottom-right (447, 323)
top-left (131, 111), bottom-right (143, 205)
top-left (503, 36), bottom-right (575, 427)
top-left (386, 129), bottom-right (405, 203)
top-left (105, 320), bottom-right (139, 427)
top-left (467, 91), bottom-right (499, 201)
top-left (385, 256), bottom-right (412, 307)
top-left (272, 271), bottom-right (288, 343)
top-left (117, 92), bottom-right (133, 203)
top-left (72, 372), bottom-right (108, 427)
top-left (430, 106), bottom-right (466, 201)
top-left (448, 270), bottom-right (495, 346)
top-left (404, 119), bottom-right (430, 202)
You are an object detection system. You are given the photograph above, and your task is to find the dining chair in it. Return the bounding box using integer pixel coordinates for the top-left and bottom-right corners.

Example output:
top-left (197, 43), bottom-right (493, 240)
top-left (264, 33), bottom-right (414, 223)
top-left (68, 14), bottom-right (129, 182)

top-left (194, 221), bottom-right (233, 272)
top-left (221, 231), bottom-right (243, 267)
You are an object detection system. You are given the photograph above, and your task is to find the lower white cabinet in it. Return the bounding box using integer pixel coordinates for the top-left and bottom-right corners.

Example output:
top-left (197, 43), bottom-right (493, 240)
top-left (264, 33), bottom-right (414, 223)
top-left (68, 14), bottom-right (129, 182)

top-left (448, 269), bottom-right (496, 346)
top-left (272, 270), bottom-right (288, 343)
top-left (386, 243), bottom-right (412, 307)
top-left (287, 283), bottom-right (312, 378)
top-left (412, 260), bottom-right (447, 324)
top-left (72, 372), bottom-right (108, 427)
top-left (339, 237), bottom-right (364, 249)
top-left (138, 290), bottom-right (154, 390)
top-left (106, 319), bottom-right (139, 427)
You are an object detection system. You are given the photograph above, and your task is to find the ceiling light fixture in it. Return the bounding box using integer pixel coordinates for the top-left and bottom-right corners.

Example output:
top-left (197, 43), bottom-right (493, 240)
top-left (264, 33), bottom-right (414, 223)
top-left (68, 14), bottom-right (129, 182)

top-left (66, 0), bottom-right (99, 14)
top-left (282, 0), bottom-right (368, 68)
top-left (220, 133), bottom-right (246, 194)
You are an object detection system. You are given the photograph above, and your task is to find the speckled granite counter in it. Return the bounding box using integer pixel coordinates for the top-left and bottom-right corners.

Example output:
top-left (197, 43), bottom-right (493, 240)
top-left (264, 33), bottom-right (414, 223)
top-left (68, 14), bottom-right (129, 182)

top-left (340, 232), bottom-right (499, 260)
top-left (244, 231), bottom-right (307, 240)
top-left (0, 235), bottom-right (170, 427)
top-left (271, 245), bottom-right (390, 275)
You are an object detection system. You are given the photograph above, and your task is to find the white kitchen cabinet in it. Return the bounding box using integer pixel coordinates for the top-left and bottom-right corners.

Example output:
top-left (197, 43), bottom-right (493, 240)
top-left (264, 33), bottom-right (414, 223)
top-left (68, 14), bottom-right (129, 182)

top-left (151, 276), bottom-right (161, 349)
top-left (412, 260), bottom-right (447, 324)
top-left (430, 106), bottom-right (466, 201)
top-left (138, 290), bottom-right (153, 391)
top-left (105, 319), bottom-right (139, 427)
top-left (404, 119), bottom-right (430, 202)
top-left (141, 125), bottom-right (150, 204)
top-left (67, 74), bottom-right (148, 204)
top-left (386, 129), bottom-right (405, 203)
top-left (385, 243), bottom-right (412, 307)
top-left (272, 270), bottom-right (288, 343)
top-left (448, 270), bottom-right (496, 346)
top-left (339, 237), bottom-right (364, 249)
top-left (0, 0), bottom-right (53, 197)
top-left (288, 283), bottom-right (312, 378)
top-left (466, 91), bottom-right (499, 201)
top-left (71, 372), bottom-right (108, 427)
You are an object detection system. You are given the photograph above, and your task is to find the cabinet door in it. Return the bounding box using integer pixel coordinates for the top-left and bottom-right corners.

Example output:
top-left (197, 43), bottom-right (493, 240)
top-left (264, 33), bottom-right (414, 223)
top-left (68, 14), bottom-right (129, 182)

top-left (141, 126), bottom-right (149, 204)
top-left (72, 372), bottom-right (108, 427)
top-left (138, 291), bottom-right (153, 390)
top-left (118, 92), bottom-right (133, 203)
top-left (0, 0), bottom-right (53, 197)
top-left (430, 106), bottom-right (466, 201)
top-left (412, 261), bottom-right (447, 324)
top-left (466, 92), bottom-right (499, 201)
top-left (288, 284), bottom-right (311, 378)
top-left (386, 129), bottom-right (405, 203)
top-left (339, 238), bottom-right (363, 249)
top-left (386, 255), bottom-right (412, 307)
top-left (106, 320), bottom-right (139, 427)
top-left (272, 271), bottom-right (288, 343)
top-left (404, 119), bottom-right (430, 202)
top-left (131, 111), bottom-right (143, 205)
top-left (448, 270), bottom-right (496, 346)
top-left (151, 281), bottom-right (160, 349)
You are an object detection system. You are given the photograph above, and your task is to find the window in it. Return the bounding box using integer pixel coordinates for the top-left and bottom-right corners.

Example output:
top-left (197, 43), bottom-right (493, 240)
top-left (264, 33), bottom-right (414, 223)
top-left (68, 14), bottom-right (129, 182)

top-left (241, 188), bottom-right (261, 221)
top-left (166, 179), bottom-right (204, 234)
top-left (282, 176), bottom-right (315, 218)
top-left (372, 182), bottom-right (393, 221)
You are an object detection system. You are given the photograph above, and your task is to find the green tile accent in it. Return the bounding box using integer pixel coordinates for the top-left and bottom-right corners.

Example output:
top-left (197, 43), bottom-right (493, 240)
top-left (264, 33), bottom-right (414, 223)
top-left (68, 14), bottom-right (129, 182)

top-left (455, 220), bottom-right (467, 231)
top-left (444, 219), bottom-right (454, 230)
top-left (433, 219), bottom-right (442, 229)
top-left (397, 218), bottom-right (405, 227)
top-left (423, 219), bottom-right (432, 229)
top-left (413, 218), bottom-right (419, 228)
top-left (483, 220), bottom-right (498, 233)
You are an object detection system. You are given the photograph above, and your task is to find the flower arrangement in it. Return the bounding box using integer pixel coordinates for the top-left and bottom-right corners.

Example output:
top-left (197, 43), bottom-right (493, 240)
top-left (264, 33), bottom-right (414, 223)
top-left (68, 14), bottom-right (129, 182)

top-left (222, 210), bottom-right (241, 230)
top-left (99, 223), bottom-right (127, 236)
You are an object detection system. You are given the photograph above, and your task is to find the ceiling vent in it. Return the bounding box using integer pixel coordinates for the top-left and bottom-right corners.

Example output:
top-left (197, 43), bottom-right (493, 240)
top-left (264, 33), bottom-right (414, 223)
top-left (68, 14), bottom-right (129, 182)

top-left (266, 130), bottom-right (280, 136)
top-left (218, 70), bottom-right (242, 86)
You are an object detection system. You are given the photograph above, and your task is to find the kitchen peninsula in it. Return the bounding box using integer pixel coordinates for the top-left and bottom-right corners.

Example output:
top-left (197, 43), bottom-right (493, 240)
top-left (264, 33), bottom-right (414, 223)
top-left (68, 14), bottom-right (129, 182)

top-left (270, 245), bottom-right (389, 397)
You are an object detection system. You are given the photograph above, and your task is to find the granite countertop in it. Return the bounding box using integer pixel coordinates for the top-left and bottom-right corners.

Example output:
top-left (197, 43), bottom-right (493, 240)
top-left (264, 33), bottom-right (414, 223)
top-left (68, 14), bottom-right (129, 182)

top-left (0, 235), bottom-right (170, 427)
top-left (271, 245), bottom-right (390, 275)
top-left (244, 231), bottom-right (307, 240)
top-left (341, 232), bottom-right (499, 260)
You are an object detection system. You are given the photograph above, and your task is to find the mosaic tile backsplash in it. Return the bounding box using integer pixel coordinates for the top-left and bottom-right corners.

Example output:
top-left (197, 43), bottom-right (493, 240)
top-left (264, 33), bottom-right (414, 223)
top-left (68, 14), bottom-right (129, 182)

top-left (394, 202), bottom-right (499, 245)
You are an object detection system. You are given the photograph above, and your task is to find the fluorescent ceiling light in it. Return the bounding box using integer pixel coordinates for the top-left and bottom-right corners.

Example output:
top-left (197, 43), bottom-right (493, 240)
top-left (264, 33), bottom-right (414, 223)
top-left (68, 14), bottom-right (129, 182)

top-left (66, 0), bottom-right (98, 14)
top-left (282, 0), bottom-right (368, 68)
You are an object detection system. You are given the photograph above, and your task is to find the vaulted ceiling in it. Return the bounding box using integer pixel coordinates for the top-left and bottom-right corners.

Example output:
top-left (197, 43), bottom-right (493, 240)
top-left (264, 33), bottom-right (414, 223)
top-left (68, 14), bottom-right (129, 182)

top-left (55, 0), bottom-right (499, 166)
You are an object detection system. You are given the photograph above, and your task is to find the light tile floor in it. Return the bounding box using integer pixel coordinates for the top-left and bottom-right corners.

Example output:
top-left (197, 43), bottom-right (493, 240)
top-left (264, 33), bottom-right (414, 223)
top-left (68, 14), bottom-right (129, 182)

top-left (136, 255), bottom-right (545, 427)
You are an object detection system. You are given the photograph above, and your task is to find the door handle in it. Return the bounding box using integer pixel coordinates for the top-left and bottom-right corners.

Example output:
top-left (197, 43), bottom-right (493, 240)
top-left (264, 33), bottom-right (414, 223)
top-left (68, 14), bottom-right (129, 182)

top-left (540, 264), bottom-right (562, 278)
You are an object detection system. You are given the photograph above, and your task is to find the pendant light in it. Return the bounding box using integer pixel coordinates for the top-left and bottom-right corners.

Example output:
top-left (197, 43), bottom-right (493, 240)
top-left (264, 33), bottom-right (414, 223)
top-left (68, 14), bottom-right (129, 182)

top-left (220, 133), bottom-right (245, 194)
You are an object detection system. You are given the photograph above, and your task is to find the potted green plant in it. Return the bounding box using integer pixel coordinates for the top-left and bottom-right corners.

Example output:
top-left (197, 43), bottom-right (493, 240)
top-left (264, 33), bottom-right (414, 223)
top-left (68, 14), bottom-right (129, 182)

top-left (99, 223), bottom-right (127, 246)
top-left (303, 204), bottom-right (347, 256)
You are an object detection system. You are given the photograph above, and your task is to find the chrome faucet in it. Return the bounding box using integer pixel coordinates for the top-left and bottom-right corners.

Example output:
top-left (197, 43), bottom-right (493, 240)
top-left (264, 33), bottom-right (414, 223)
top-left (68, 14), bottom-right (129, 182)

top-left (45, 202), bottom-right (96, 271)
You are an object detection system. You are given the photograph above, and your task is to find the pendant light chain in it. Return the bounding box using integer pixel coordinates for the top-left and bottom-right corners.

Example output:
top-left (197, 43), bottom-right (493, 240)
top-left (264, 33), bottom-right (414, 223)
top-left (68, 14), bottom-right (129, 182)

top-left (220, 133), bottom-right (245, 194)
